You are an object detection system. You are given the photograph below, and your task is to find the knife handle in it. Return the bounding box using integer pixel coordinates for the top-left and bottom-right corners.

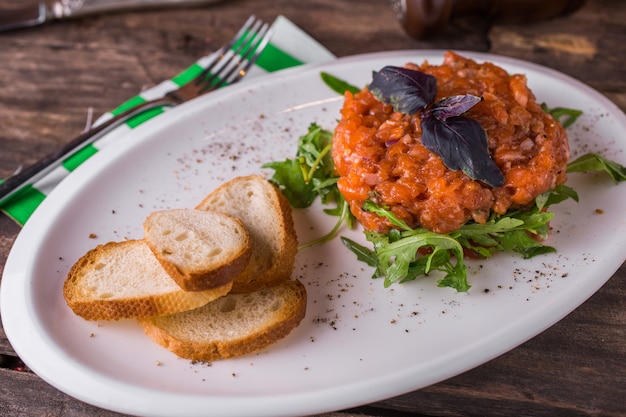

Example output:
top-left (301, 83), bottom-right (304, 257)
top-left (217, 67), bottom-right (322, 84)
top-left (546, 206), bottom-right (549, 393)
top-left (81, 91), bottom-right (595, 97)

top-left (47, 0), bottom-right (224, 19)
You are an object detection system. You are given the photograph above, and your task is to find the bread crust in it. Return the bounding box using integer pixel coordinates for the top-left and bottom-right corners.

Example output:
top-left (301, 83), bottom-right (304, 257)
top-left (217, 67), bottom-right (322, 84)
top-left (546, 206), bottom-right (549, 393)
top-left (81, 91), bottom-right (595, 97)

top-left (64, 175), bottom-right (305, 361)
top-left (196, 175), bottom-right (299, 293)
top-left (257, 186), bottom-right (299, 290)
top-left (143, 210), bottom-right (252, 292)
top-left (63, 240), bottom-right (232, 321)
top-left (150, 252), bottom-right (248, 292)
top-left (138, 279), bottom-right (307, 361)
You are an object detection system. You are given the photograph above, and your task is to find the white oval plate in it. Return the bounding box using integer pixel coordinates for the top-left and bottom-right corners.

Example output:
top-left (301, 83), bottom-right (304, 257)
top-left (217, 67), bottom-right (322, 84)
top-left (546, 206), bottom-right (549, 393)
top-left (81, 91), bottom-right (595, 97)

top-left (2, 50), bottom-right (626, 417)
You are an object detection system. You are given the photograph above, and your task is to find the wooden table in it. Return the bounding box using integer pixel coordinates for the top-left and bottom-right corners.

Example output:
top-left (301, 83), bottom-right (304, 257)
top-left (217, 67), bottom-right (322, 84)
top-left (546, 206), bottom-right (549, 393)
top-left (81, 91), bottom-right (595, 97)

top-left (1, 1), bottom-right (624, 416)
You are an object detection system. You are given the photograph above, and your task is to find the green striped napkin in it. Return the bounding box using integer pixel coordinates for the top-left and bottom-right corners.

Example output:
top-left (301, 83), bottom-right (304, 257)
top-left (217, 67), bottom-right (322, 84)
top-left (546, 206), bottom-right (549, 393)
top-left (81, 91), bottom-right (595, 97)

top-left (0, 16), bottom-right (335, 226)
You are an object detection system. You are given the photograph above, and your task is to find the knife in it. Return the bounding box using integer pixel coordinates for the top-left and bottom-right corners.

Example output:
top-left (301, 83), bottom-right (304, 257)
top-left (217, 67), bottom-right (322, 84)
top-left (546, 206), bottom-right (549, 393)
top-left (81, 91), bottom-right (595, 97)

top-left (0, 0), bottom-right (223, 32)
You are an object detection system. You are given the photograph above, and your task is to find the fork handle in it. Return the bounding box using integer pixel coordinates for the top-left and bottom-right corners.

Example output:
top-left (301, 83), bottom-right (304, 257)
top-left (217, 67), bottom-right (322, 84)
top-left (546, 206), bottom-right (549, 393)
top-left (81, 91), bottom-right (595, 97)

top-left (0, 99), bottom-right (171, 205)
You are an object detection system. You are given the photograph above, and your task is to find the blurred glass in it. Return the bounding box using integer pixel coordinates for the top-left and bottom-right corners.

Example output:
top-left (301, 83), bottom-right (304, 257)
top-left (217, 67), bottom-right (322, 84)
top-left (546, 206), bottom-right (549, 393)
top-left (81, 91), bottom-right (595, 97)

top-left (390, 0), bottom-right (587, 39)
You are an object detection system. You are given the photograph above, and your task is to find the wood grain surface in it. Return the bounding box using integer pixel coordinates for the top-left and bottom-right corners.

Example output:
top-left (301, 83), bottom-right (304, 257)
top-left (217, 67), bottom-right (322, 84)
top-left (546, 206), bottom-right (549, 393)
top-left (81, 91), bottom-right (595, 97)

top-left (1, 0), bottom-right (624, 416)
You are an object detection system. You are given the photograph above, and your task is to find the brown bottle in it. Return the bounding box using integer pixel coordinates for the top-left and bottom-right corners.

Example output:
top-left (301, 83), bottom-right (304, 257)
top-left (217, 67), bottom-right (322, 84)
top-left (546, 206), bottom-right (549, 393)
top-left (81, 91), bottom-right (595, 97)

top-left (391, 0), bottom-right (587, 39)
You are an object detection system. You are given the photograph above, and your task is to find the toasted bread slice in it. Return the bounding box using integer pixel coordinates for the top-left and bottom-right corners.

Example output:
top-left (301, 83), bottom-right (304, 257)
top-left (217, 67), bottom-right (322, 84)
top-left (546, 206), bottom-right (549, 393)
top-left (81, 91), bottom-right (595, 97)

top-left (63, 240), bottom-right (232, 321)
top-left (196, 175), bottom-right (298, 293)
top-left (143, 209), bottom-right (251, 291)
top-left (138, 279), bottom-right (307, 361)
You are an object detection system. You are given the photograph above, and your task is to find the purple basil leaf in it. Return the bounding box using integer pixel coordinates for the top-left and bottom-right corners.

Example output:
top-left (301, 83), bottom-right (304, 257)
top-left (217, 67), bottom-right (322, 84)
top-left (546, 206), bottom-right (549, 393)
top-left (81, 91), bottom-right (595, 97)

top-left (429, 94), bottom-right (483, 120)
top-left (369, 66), bottom-right (437, 114)
top-left (421, 114), bottom-right (505, 188)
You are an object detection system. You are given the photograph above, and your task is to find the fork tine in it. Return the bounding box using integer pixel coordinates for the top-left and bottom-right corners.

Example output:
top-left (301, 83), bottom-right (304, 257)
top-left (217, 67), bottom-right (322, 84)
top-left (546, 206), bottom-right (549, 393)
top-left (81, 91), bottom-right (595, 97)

top-left (229, 22), bottom-right (273, 82)
top-left (194, 17), bottom-right (272, 93)
top-left (191, 16), bottom-right (257, 81)
top-left (208, 15), bottom-right (258, 65)
top-left (210, 22), bottom-right (271, 88)
top-left (203, 19), bottom-right (263, 82)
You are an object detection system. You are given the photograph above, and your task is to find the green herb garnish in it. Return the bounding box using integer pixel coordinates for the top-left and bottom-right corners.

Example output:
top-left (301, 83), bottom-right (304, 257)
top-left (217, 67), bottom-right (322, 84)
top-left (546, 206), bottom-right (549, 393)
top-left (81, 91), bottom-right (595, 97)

top-left (262, 123), bottom-right (354, 249)
top-left (340, 185), bottom-right (577, 292)
top-left (369, 66), bottom-right (437, 114)
top-left (320, 72), bottom-right (360, 95)
top-left (262, 72), bottom-right (626, 293)
top-left (567, 152), bottom-right (626, 183)
top-left (262, 123), bottom-right (336, 208)
top-left (541, 103), bottom-right (583, 128)
top-left (369, 66), bottom-right (505, 187)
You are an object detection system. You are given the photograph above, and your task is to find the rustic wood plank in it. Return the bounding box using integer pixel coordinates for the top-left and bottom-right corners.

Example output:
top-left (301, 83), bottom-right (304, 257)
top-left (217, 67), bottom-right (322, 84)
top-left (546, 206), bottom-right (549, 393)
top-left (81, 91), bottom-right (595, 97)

top-left (0, 370), bottom-right (375, 417)
top-left (1, 368), bottom-right (132, 417)
top-left (488, 0), bottom-right (626, 111)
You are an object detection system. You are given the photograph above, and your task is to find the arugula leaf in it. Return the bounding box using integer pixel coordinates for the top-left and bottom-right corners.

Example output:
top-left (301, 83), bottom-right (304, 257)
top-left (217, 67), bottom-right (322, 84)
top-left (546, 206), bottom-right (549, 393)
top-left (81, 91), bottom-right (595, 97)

top-left (343, 227), bottom-right (469, 291)
top-left (299, 199), bottom-right (353, 250)
top-left (361, 200), bottom-right (413, 231)
top-left (262, 158), bottom-right (315, 208)
top-left (355, 201), bottom-right (469, 291)
top-left (341, 186), bottom-right (579, 292)
top-left (320, 72), bottom-right (361, 95)
top-left (567, 153), bottom-right (626, 183)
top-left (262, 70), bottom-right (624, 294)
top-left (537, 184), bottom-right (579, 208)
top-left (340, 236), bottom-right (377, 267)
top-left (262, 123), bottom-right (335, 208)
top-left (263, 124), bottom-right (356, 249)
top-left (541, 103), bottom-right (583, 128)
top-left (500, 229), bottom-right (556, 259)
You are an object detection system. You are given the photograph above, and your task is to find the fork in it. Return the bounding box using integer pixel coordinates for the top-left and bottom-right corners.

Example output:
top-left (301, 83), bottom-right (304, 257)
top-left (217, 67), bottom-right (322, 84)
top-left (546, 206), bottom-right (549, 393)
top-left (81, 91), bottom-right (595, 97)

top-left (0, 15), bottom-right (272, 205)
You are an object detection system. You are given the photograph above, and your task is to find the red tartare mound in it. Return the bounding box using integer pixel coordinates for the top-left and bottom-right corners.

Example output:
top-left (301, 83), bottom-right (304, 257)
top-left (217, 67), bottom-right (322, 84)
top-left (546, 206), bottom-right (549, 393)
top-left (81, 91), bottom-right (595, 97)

top-left (332, 51), bottom-right (570, 234)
